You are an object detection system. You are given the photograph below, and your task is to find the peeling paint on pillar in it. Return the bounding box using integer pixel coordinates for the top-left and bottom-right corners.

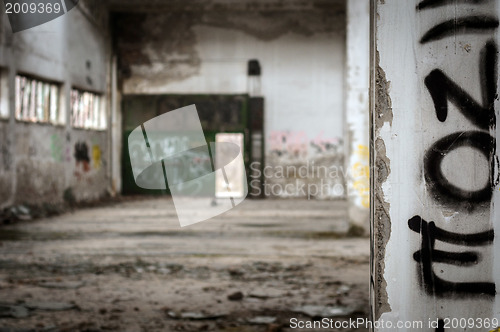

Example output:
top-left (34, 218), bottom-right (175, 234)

top-left (371, 50), bottom-right (393, 321)
top-left (373, 0), bottom-right (500, 328)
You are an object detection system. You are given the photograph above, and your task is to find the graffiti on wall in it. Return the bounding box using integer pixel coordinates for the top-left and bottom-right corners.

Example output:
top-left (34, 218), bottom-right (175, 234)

top-left (351, 145), bottom-right (369, 208)
top-left (265, 130), bottom-right (345, 199)
top-left (74, 141), bottom-right (91, 172)
top-left (411, 0), bottom-right (498, 309)
top-left (92, 145), bottom-right (102, 170)
top-left (269, 130), bottom-right (341, 158)
top-left (50, 134), bottom-right (64, 163)
top-left (269, 131), bottom-right (308, 157)
top-left (128, 135), bottom-right (190, 166)
top-left (73, 140), bottom-right (105, 182)
top-left (409, 215), bottom-right (494, 297)
top-left (128, 135), bottom-right (211, 194)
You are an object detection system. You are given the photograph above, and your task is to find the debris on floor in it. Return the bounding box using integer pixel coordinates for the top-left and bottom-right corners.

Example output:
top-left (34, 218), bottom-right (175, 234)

top-left (0, 198), bottom-right (369, 331)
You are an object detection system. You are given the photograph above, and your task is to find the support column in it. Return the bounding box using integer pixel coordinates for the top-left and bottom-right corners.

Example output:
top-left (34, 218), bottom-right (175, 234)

top-left (110, 55), bottom-right (122, 195)
top-left (346, 0), bottom-right (370, 234)
top-left (372, 0), bottom-right (500, 327)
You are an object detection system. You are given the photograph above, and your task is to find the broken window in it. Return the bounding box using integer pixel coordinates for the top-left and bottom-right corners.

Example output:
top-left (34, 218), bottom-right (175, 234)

top-left (15, 75), bottom-right (62, 124)
top-left (71, 88), bottom-right (106, 130)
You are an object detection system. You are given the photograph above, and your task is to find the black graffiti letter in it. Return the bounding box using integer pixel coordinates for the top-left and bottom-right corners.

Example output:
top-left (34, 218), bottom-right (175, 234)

top-left (408, 216), bottom-right (495, 297)
top-left (420, 17), bottom-right (499, 44)
top-left (417, 0), bottom-right (486, 11)
top-left (424, 131), bottom-right (495, 204)
top-left (424, 41), bottom-right (497, 129)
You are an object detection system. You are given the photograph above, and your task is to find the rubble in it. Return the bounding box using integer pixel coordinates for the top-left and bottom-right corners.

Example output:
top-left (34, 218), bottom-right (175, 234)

top-left (24, 302), bottom-right (76, 311)
top-left (227, 291), bottom-right (244, 301)
top-left (0, 198), bottom-right (369, 331)
top-left (38, 281), bottom-right (85, 289)
top-left (336, 284), bottom-right (350, 295)
top-left (167, 310), bottom-right (227, 320)
top-left (247, 316), bottom-right (277, 325)
top-left (292, 305), bottom-right (355, 318)
top-left (249, 288), bottom-right (285, 299)
top-left (0, 304), bottom-right (29, 318)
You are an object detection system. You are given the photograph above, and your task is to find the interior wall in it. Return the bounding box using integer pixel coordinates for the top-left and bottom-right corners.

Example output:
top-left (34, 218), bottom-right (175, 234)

top-left (0, 0), bottom-right (111, 209)
top-left (114, 8), bottom-right (347, 198)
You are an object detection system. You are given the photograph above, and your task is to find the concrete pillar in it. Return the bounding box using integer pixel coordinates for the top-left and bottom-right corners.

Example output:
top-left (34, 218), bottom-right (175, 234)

top-left (110, 55), bottom-right (122, 195)
top-left (346, 0), bottom-right (370, 234)
top-left (372, 0), bottom-right (500, 328)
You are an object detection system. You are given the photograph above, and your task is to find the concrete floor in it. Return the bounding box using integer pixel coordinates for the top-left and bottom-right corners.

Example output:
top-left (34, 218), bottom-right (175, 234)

top-left (0, 197), bottom-right (369, 332)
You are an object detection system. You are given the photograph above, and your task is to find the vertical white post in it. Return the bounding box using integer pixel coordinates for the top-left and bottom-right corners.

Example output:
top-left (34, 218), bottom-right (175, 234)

top-left (346, 0), bottom-right (370, 234)
top-left (373, 0), bottom-right (500, 328)
top-left (110, 55), bottom-right (122, 195)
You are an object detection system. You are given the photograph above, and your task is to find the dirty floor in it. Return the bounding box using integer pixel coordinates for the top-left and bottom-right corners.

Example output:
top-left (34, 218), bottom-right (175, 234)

top-left (0, 198), bottom-right (369, 332)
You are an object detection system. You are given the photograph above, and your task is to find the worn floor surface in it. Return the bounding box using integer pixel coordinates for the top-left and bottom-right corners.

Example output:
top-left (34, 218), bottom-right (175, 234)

top-left (0, 198), bottom-right (369, 332)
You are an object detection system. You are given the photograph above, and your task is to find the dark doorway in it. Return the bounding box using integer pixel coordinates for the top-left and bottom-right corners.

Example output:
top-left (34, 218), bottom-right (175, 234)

top-left (121, 94), bottom-right (261, 195)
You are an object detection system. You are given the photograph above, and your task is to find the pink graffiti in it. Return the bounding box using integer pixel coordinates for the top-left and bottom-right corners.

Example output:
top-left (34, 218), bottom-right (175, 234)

top-left (269, 130), bottom-right (338, 156)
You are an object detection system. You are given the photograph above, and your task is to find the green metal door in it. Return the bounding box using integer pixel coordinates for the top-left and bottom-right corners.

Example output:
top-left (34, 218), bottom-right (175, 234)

top-left (121, 94), bottom-right (250, 195)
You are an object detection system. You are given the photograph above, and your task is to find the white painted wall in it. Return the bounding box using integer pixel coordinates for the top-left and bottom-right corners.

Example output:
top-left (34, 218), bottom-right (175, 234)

top-left (346, 0), bottom-right (370, 231)
top-left (374, 0), bottom-right (500, 328)
top-left (4, 6), bottom-right (107, 92)
top-left (123, 24), bottom-right (346, 153)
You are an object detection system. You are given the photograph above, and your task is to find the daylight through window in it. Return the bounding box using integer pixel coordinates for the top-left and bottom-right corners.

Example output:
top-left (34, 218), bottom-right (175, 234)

top-left (71, 88), bottom-right (106, 130)
top-left (15, 75), bottom-right (62, 124)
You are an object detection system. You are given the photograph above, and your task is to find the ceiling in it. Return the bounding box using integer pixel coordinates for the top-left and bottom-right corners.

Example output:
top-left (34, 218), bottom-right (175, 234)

top-left (104, 0), bottom-right (345, 12)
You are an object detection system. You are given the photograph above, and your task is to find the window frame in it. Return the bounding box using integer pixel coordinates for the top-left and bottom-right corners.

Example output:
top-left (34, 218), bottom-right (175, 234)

top-left (70, 87), bottom-right (106, 131)
top-left (14, 73), bottom-right (64, 125)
